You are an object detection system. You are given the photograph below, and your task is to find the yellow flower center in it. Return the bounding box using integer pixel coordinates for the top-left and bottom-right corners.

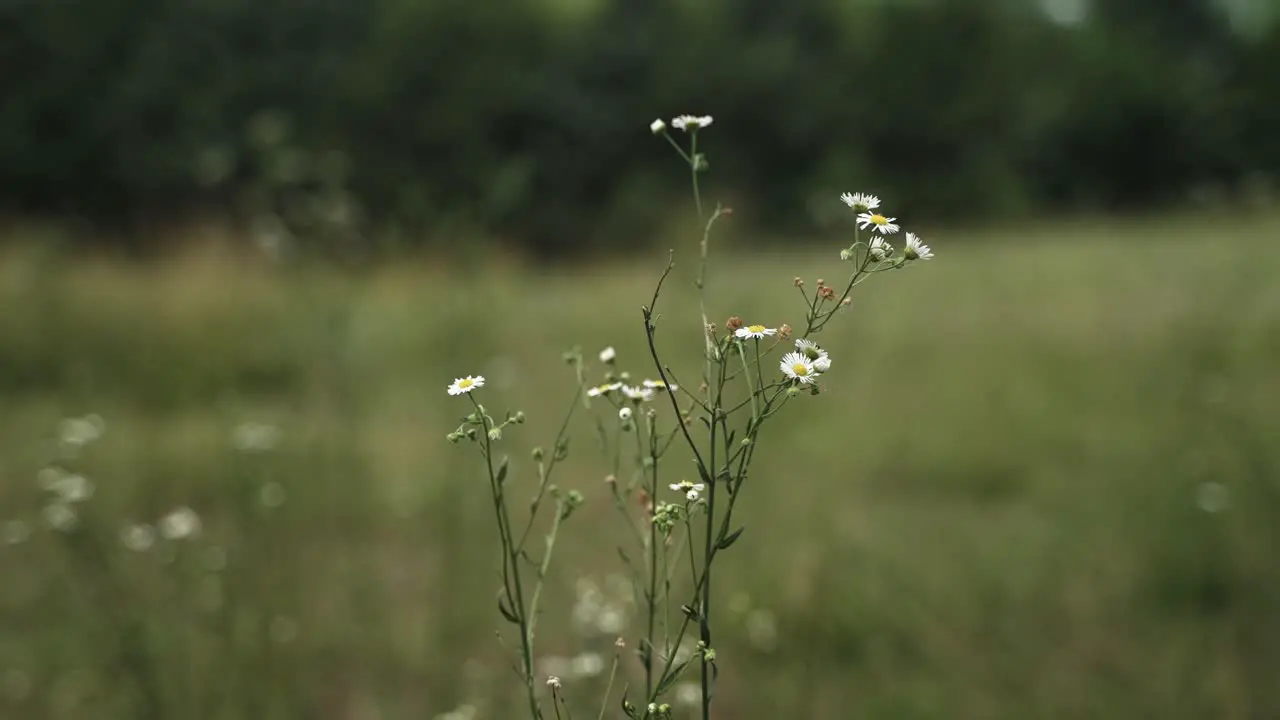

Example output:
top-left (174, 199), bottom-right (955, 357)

top-left (459, 379), bottom-right (474, 389)
top-left (747, 325), bottom-right (767, 333)
top-left (870, 214), bottom-right (887, 225)
top-left (791, 363), bottom-right (810, 376)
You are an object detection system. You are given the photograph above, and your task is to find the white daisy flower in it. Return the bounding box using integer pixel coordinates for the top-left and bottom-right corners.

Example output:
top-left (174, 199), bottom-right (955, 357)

top-left (794, 338), bottom-right (825, 359)
top-left (870, 235), bottom-right (890, 260)
top-left (622, 385), bottom-right (655, 403)
top-left (642, 379), bottom-right (678, 392)
top-left (840, 192), bottom-right (881, 212)
top-left (869, 236), bottom-right (891, 261)
top-left (672, 115), bottom-right (713, 131)
top-left (856, 212), bottom-right (900, 235)
top-left (587, 382), bottom-right (623, 398)
top-left (795, 339), bottom-right (832, 372)
top-left (619, 407), bottom-right (633, 421)
top-left (780, 352), bottom-right (819, 384)
top-left (904, 232), bottom-right (934, 260)
top-left (734, 324), bottom-right (777, 340)
top-left (599, 346), bottom-right (617, 364)
top-left (447, 375), bottom-right (485, 396)
top-left (649, 119), bottom-right (666, 134)
top-left (669, 480), bottom-right (706, 501)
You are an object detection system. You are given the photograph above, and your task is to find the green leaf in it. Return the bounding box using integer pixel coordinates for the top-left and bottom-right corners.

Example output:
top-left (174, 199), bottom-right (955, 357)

top-left (495, 457), bottom-right (509, 485)
top-left (655, 654), bottom-right (696, 696)
top-left (718, 526), bottom-right (745, 550)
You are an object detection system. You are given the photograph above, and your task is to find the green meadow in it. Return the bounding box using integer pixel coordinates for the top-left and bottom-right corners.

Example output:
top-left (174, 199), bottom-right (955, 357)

top-left (2, 213), bottom-right (1279, 719)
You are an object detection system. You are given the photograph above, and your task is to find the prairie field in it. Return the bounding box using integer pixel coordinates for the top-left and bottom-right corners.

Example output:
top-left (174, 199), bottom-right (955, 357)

top-left (2, 213), bottom-right (1280, 719)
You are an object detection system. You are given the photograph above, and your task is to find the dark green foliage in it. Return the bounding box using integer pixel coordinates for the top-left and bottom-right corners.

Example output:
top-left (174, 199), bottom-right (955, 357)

top-left (1, 0), bottom-right (1277, 252)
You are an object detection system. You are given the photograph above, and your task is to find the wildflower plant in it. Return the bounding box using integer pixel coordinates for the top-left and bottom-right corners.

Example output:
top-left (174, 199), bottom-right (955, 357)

top-left (446, 115), bottom-right (937, 718)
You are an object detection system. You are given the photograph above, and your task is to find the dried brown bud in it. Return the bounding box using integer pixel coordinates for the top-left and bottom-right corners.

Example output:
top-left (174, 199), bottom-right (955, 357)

top-left (816, 278), bottom-right (825, 287)
top-left (840, 298), bottom-right (852, 306)
top-left (779, 324), bottom-right (793, 339)
top-left (725, 316), bottom-right (744, 332)
top-left (793, 277), bottom-right (804, 287)
top-left (818, 286), bottom-right (836, 300)
top-left (637, 489), bottom-right (654, 515)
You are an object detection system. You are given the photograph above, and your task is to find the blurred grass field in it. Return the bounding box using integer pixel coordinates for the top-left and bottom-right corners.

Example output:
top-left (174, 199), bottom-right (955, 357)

top-left (2, 213), bottom-right (1280, 719)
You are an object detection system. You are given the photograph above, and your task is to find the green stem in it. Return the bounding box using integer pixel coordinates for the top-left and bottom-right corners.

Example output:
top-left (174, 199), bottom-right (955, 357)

top-left (471, 395), bottom-right (541, 720)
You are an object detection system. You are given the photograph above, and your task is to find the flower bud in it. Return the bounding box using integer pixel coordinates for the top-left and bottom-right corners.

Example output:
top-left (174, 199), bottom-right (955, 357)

top-left (649, 119), bottom-right (666, 134)
top-left (532, 446), bottom-right (545, 461)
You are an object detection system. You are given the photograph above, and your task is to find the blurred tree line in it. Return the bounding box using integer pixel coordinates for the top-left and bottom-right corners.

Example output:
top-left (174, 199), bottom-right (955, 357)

top-left (2, 0), bottom-right (1278, 256)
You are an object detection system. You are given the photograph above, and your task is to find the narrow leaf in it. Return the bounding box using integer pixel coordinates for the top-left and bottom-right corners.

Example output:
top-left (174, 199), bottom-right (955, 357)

top-left (496, 457), bottom-right (510, 485)
top-left (718, 526), bottom-right (746, 550)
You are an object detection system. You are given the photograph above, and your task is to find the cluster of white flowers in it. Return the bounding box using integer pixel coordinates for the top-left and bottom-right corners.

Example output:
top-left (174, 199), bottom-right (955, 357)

top-left (780, 337), bottom-right (833, 385)
top-left (669, 479), bottom-right (706, 501)
top-left (840, 191), bottom-right (935, 262)
top-left (651, 115), bottom-right (714, 134)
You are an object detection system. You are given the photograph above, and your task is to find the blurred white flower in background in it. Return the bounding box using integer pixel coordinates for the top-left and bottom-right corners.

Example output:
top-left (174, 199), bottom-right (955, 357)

top-left (1196, 482), bottom-right (1230, 513)
top-left (159, 507), bottom-right (202, 540)
top-left (59, 414), bottom-right (105, 448)
top-left (571, 652), bottom-right (605, 678)
top-left (43, 504), bottom-right (77, 532)
top-left (433, 704), bottom-right (477, 720)
top-left (675, 682), bottom-right (701, 708)
top-left (231, 422), bottom-right (281, 452)
top-left (47, 473), bottom-right (95, 503)
top-left (120, 524), bottom-right (156, 552)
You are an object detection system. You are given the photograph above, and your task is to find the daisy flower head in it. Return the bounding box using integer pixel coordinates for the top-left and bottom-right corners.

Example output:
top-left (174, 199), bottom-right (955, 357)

top-left (841, 192), bottom-right (881, 212)
top-left (904, 232), bottom-right (934, 260)
top-left (672, 115), bottom-right (713, 132)
top-left (780, 352), bottom-right (819, 385)
top-left (669, 480), bottom-right (706, 501)
top-left (642, 379), bottom-right (678, 393)
top-left (734, 324), bottom-right (777, 340)
top-left (622, 385), bottom-right (655, 403)
top-left (588, 381), bottom-right (623, 398)
top-left (794, 338), bottom-right (827, 361)
top-left (869, 236), bottom-right (891, 261)
top-left (856, 212), bottom-right (900, 235)
top-left (795, 339), bottom-right (832, 372)
top-left (448, 375), bottom-right (485, 396)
